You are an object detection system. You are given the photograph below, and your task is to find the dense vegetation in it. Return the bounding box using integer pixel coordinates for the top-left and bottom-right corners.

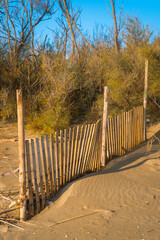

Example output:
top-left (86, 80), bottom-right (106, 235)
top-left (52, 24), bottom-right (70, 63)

top-left (0, 0), bottom-right (159, 133)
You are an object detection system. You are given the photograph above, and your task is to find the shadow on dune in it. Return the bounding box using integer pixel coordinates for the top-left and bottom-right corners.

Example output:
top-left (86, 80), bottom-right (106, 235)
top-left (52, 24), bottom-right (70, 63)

top-left (52, 132), bottom-right (160, 202)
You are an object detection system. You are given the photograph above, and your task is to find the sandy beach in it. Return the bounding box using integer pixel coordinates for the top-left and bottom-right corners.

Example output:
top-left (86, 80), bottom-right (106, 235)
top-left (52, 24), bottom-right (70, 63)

top-left (0, 122), bottom-right (160, 240)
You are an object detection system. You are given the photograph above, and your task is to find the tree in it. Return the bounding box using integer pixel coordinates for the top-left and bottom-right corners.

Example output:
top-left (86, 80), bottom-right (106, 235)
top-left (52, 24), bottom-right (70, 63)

top-left (0, 0), bottom-right (56, 59)
top-left (58, 0), bottom-right (96, 58)
top-left (105, 0), bottom-right (123, 54)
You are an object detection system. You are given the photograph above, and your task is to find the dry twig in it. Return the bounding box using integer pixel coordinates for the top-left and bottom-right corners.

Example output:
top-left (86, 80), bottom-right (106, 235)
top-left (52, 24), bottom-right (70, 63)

top-left (0, 219), bottom-right (24, 230)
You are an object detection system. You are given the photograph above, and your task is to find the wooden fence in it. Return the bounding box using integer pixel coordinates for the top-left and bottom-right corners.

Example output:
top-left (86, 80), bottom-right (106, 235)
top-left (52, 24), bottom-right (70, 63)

top-left (24, 119), bottom-right (102, 218)
top-left (23, 105), bottom-right (143, 219)
top-left (106, 105), bottom-right (143, 159)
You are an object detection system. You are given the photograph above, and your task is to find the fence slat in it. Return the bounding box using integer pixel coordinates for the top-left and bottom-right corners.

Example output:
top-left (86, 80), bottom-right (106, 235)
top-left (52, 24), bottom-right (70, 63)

top-left (114, 116), bottom-right (118, 155)
top-left (36, 138), bottom-right (45, 210)
top-left (123, 112), bottom-right (126, 153)
top-left (60, 130), bottom-right (64, 186)
top-left (72, 126), bottom-right (80, 179)
top-left (98, 119), bottom-right (102, 169)
top-left (95, 120), bottom-right (102, 170)
top-left (133, 109), bottom-right (135, 149)
top-left (67, 128), bottom-right (72, 182)
top-left (63, 129), bottom-right (67, 185)
top-left (31, 139), bottom-right (40, 214)
top-left (138, 107), bottom-right (140, 144)
top-left (141, 105), bottom-right (143, 143)
top-left (112, 117), bottom-right (116, 156)
top-left (106, 119), bottom-right (109, 160)
top-left (121, 113), bottom-right (124, 155)
top-left (25, 140), bottom-right (34, 217)
top-left (110, 118), bottom-right (113, 159)
top-left (90, 122), bottom-right (99, 171)
top-left (107, 119), bottom-right (111, 159)
top-left (75, 126), bottom-right (84, 177)
top-left (69, 127), bottom-right (76, 182)
top-left (128, 111), bottom-right (130, 149)
top-left (55, 132), bottom-right (60, 190)
top-left (41, 136), bottom-right (50, 200)
top-left (126, 111), bottom-right (128, 151)
top-left (50, 134), bottom-right (57, 195)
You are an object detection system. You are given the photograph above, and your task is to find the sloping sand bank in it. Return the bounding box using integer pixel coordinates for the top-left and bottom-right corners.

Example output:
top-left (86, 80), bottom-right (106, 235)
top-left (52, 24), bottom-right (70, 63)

top-left (0, 131), bottom-right (159, 240)
top-left (0, 122), bottom-right (159, 240)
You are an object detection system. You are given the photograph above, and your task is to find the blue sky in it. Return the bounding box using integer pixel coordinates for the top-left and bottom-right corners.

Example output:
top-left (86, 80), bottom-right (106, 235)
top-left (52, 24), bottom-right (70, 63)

top-left (36, 0), bottom-right (160, 42)
top-left (74, 0), bottom-right (160, 33)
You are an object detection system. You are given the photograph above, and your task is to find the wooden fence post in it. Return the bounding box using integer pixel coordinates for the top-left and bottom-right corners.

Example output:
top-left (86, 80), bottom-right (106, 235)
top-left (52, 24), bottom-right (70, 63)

top-left (143, 59), bottom-right (148, 141)
top-left (101, 86), bottom-right (110, 167)
top-left (16, 89), bottom-right (26, 221)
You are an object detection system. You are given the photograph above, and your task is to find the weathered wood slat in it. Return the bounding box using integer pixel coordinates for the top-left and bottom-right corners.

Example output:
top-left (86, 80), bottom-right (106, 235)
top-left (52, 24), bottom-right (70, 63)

top-left (41, 136), bottom-right (50, 200)
top-left (72, 126), bottom-right (80, 179)
top-left (67, 128), bottom-right (72, 182)
top-left (50, 134), bottom-right (57, 194)
top-left (35, 138), bottom-right (45, 210)
top-left (138, 106), bottom-right (141, 144)
top-left (75, 126), bottom-right (84, 177)
top-left (107, 118), bottom-right (111, 159)
top-left (125, 111), bottom-right (128, 151)
top-left (138, 107), bottom-right (140, 144)
top-left (132, 109), bottom-right (135, 149)
top-left (101, 86), bottom-right (110, 166)
top-left (63, 129), bottom-right (67, 185)
top-left (123, 112), bottom-right (126, 154)
top-left (46, 134), bottom-right (54, 196)
top-left (114, 116), bottom-right (118, 155)
top-left (25, 140), bottom-right (34, 217)
top-left (110, 118), bottom-right (113, 159)
top-left (60, 130), bottom-right (64, 186)
top-left (132, 109), bottom-right (134, 149)
top-left (97, 120), bottom-right (102, 170)
top-left (117, 115), bottom-right (119, 155)
top-left (90, 122), bottom-right (99, 171)
top-left (141, 105), bottom-right (143, 143)
top-left (121, 113), bottom-right (124, 155)
top-left (129, 110), bottom-right (131, 149)
top-left (128, 110), bottom-right (131, 150)
top-left (30, 139), bottom-right (40, 214)
top-left (69, 127), bottom-right (76, 182)
top-left (96, 120), bottom-right (102, 170)
top-left (112, 117), bottom-right (116, 156)
top-left (106, 119), bottom-right (109, 160)
top-left (55, 132), bottom-right (60, 190)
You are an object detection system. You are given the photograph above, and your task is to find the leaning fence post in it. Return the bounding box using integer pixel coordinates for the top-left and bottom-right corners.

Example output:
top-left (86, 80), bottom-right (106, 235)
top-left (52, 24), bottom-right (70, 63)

top-left (101, 86), bottom-right (110, 167)
top-left (16, 89), bottom-right (26, 221)
top-left (143, 59), bottom-right (148, 141)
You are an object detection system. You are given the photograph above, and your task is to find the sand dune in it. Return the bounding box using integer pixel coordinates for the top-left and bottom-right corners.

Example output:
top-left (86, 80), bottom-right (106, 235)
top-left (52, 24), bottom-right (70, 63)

top-left (0, 123), bottom-right (160, 240)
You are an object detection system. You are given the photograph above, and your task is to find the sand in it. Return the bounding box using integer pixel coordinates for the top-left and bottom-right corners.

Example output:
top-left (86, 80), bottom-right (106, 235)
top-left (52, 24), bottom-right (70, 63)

top-left (0, 122), bottom-right (160, 240)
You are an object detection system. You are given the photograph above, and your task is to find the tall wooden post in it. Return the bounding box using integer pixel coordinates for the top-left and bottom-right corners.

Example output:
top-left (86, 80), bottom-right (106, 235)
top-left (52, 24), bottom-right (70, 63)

top-left (143, 59), bottom-right (148, 141)
top-left (101, 86), bottom-right (110, 167)
top-left (16, 89), bottom-right (26, 220)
